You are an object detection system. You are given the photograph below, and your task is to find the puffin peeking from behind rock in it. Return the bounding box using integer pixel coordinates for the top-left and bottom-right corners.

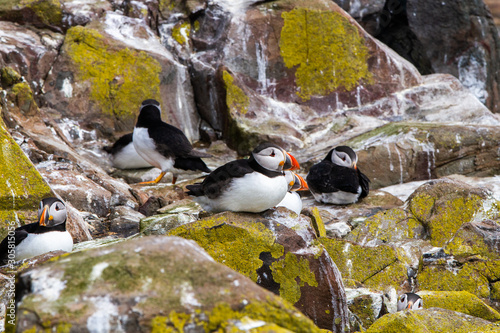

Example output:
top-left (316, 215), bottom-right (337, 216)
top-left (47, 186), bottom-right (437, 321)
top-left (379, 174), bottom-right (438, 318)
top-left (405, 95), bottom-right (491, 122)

top-left (277, 171), bottom-right (309, 214)
top-left (103, 133), bottom-right (152, 169)
top-left (186, 142), bottom-right (300, 213)
top-left (0, 197), bottom-right (73, 265)
top-left (133, 99), bottom-right (212, 184)
top-left (306, 146), bottom-right (370, 205)
top-left (397, 293), bottom-right (423, 311)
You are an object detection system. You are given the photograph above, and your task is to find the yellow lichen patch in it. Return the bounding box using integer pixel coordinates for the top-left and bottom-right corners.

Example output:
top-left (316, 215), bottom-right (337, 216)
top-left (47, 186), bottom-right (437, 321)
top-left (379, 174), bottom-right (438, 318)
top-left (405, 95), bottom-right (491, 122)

top-left (21, 0), bottom-right (63, 26)
top-left (280, 8), bottom-right (371, 100)
top-left (11, 82), bottom-right (38, 115)
top-left (63, 26), bottom-right (161, 121)
top-left (168, 216), bottom-right (284, 282)
top-left (270, 252), bottom-right (318, 304)
top-left (309, 207), bottom-right (326, 237)
top-left (172, 22), bottom-right (191, 45)
top-left (223, 70), bottom-right (249, 115)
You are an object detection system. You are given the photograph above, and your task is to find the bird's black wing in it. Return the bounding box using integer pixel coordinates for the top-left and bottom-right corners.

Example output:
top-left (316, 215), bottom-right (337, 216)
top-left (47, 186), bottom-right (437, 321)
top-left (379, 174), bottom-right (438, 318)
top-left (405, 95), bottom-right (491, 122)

top-left (358, 170), bottom-right (371, 199)
top-left (186, 159), bottom-right (254, 199)
top-left (149, 124), bottom-right (212, 159)
top-left (0, 228), bottom-right (30, 265)
top-left (103, 133), bottom-right (133, 154)
top-left (307, 161), bottom-right (360, 194)
top-left (174, 157), bottom-right (211, 173)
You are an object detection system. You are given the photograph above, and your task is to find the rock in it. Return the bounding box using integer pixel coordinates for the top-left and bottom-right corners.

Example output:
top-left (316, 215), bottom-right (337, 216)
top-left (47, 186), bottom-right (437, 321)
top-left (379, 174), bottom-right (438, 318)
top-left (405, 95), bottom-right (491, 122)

top-left (0, 117), bottom-right (53, 239)
top-left (168, 208), bottom-right (348, 332)
top-left (108, 205), bottom-right (144, 237)
top-left (418, 291), bottom-right (500, 322)
top-left (345, 288), bottom-right (388, 330)
top-left (43, 12), bottom-right (201, 142)
top-left (407, 178), bottom-right (499, 247)
top-left (365, 308), bottom-right (493, 332)
top-left (0, 0), bottom-right (64, 32)
top-left (320, 237), bottom-right (410, 292)
top-left (15, 236), bottom-right (324, 332)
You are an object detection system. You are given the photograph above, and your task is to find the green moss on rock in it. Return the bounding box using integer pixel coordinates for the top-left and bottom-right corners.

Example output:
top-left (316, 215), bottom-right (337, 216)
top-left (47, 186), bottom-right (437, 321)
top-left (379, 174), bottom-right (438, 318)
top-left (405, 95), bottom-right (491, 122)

top-left (172, 22), bottom-right (190, 45)
top-left (270, 252), bottom-right (318, 304)
top-left (0, 67), bottom-right (22, 87)
top-left (25, 0), bottom-right (63, 26)
top-left (280, 8), bottom-right (371, 100)
top-left (168, 215), bottom-right (284, 282)
top-left (63, 26), bottom-right (161, 122)
top-left (11, 81), bottom-right (38, 114)
top-left (309, 207), bottom-right (326, 237)
top-left (223, 70), bottom-right (249, 115)
top-left (319, 237), bottom-right (407, 289)
top-left (418, 291), bottom-right (500, 322)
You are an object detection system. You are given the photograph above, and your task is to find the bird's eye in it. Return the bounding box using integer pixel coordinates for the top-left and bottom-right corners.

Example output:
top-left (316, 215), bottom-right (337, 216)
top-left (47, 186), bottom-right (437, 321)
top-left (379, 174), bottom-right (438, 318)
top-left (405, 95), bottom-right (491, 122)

top-left (400, 296), bottom-right (405, 302)
top-left (270, 150), bottom-right (275, 157)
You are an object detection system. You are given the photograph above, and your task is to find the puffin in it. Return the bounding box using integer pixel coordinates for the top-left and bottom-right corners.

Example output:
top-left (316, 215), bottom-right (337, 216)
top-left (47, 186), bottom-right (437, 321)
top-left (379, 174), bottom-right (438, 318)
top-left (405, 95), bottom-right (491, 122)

top-left (0, 197), bottom-right (73, 265)
top-left (306, 146), bottom-right (370, 205)
top-left (397, 293), bottom-right (423, 311)
top-left (277, 171), bottom-right (309, 214)
top-left (186, 142), bottom-right (300, 213)
top-left (133, 99), bottom-right (211, 184)
top-left (103, 133), bottom-right (152, 169)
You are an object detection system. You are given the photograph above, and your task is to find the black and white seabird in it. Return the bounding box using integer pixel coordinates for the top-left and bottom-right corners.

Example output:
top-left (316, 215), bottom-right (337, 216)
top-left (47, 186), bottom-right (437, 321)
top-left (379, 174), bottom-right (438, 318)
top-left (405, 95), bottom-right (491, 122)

top-left (186, 142), bottom-right (300, 213)
top-left (133, 99), bottom-right (212, 184)
top-left (306, 146), bottom-right (370, 205)
top-left (0, 197), bottom-right (73, 265)
top-left (397, 293), bottom-right (423, 311)
top-left (277, 171), bottom-right (309, 214)
top-left (104, 133), bottom-right (152, 169)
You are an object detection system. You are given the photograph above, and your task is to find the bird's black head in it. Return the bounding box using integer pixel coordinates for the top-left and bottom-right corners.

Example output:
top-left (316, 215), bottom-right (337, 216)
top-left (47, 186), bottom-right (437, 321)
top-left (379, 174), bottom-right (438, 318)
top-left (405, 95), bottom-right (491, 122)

top-left (325, 146), bottom-right (358, 169)
top-left (136, 100), bottom-right (162, 127)
top-left (38, 197), bottom-right (67, 227)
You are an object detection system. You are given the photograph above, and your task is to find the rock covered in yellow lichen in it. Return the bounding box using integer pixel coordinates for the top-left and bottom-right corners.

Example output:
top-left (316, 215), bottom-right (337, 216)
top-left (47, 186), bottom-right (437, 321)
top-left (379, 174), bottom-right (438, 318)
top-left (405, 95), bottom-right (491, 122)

top-left (168, 208), bottom-right (348, 332)
top-left (15, 236), bottom-right (323, 332)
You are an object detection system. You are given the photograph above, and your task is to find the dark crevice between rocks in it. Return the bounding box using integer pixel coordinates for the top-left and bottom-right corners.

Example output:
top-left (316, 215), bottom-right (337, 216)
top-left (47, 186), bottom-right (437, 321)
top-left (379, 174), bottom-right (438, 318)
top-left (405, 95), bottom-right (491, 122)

top-left (256, 251), bottom-right (281, 295)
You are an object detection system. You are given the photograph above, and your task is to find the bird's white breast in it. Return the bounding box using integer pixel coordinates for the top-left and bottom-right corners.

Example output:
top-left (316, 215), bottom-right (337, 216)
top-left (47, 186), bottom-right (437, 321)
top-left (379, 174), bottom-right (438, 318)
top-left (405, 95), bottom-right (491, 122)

top-left (15, 231), bottom-right (73, 261)
top-left (277, 192), bottom-right (303, 214)
top-left (133, 127), bottom-right (173, 171)
top-left (196, 172), bottom-right (288, 213)
top-left (111, 141), bottom-right (152, 169)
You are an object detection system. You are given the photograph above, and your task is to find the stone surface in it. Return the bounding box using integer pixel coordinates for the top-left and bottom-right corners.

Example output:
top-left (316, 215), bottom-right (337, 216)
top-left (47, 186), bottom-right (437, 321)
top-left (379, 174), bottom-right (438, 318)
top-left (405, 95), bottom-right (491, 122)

top-left (168, 208), bottom-right (348, 332)
top-left (365, 308), bottom-right (493, 333)
top-left (15, 236), bottom-right (323, 332)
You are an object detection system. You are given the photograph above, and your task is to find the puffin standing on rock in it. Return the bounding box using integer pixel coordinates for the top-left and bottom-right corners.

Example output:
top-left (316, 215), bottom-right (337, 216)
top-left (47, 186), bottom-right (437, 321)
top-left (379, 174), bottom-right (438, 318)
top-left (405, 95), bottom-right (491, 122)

top-left (0, 197), bottom-right (73, 265)
top-left (133, 99), bottom-right (212, 184)
top-left (307, 146), bottom-right (370, 205)
top-left (103, 133), bottom-right (152, 170)
top-left (277, 171), bottom-right (309, 214)
top-left (186, 143), bottom-right (300, 213)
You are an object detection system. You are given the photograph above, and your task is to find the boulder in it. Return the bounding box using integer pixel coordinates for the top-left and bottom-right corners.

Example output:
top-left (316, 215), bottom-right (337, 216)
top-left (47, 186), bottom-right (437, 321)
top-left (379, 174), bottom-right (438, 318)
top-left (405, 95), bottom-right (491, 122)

top-left (14, 236), bottom-right (323, 332)
top-left (168, 208), bottom-right (348, 332)
top-left (365, 308), bottom-right (494, 333)
top-left (418, 291), bottom-right (500, 322)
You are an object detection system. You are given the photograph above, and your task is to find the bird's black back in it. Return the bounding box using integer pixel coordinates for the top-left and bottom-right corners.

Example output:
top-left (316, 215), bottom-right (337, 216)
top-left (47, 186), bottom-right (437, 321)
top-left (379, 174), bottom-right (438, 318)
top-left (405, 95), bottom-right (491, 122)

top-left (307, 160), bottom-right (362, 194)
top-left (103, 133), bottom-right (133, 154)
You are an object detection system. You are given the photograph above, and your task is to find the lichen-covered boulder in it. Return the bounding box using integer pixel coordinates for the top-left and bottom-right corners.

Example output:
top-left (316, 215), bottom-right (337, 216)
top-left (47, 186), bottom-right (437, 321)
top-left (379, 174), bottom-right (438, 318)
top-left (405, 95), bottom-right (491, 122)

top-left (345, 288), bottom-right (388, 331)
top-left (407, 178), bottom-right (499, 247)
top-left (418, 291), bottom-right (500, 322)
top-left (43, 11), bottom-right (200, 142)
top-left (14, 236), bottom-right (323, 332)
top-left (319, 238), bottom-right (411, 292)
top-left (365, 308), bottom-right (493, 333)
top-left (0, 117), bottom-right (53, 239)
top-left (168, 208), bottom-right (348, 332)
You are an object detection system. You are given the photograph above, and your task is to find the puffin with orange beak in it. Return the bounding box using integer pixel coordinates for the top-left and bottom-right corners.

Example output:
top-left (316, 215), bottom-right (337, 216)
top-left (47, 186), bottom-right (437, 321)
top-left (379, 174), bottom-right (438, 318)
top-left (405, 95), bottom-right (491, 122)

top-left (306, 146), bottom-right (370, 205)
top-left (0, 197), bottom-right (73, 265)
top-left (397, 293), bottom-right (423, 311)
top-left (277, 171), bottom-right (309, 214)
top-left (186, 142), bottom-right (300, 213)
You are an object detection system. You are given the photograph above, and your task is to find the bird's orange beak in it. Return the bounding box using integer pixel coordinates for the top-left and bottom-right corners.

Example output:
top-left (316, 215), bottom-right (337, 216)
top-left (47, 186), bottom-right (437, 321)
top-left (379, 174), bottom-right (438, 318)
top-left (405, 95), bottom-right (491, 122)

top-left (406, 301), bottom-right (413, 309)
top-left (283, 152), bottom-right (300, 171)
top-left (39, 205), bottom-right (50, 227)
top-left (295, 174), bottom-right (309, 191)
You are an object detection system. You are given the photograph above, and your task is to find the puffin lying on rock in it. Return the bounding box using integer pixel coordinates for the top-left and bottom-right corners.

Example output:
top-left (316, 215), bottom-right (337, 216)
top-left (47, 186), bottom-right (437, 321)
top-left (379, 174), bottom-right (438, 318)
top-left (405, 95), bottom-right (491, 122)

top-left (0, 197), bottom-right (73, 265)
top-left (103, 133), bottom-right (152, 169)
top-left (186, 142), bottom-right (300, 213)
top-left (307, 146), bottom-right (370, 205)
top-left (277, 171), bottom-right (309, 214)
top-left (397, 293), bottom-right (423, 311)
top-left (133, 99), bottom-right (212, 184)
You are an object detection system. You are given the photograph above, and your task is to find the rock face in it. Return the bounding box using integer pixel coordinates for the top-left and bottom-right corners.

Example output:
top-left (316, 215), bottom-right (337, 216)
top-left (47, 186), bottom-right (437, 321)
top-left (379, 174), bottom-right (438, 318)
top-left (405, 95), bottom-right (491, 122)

top-left (168, 208), bottom-right (348, 332)
top-left (15, 236), bottom-right (323, 333)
